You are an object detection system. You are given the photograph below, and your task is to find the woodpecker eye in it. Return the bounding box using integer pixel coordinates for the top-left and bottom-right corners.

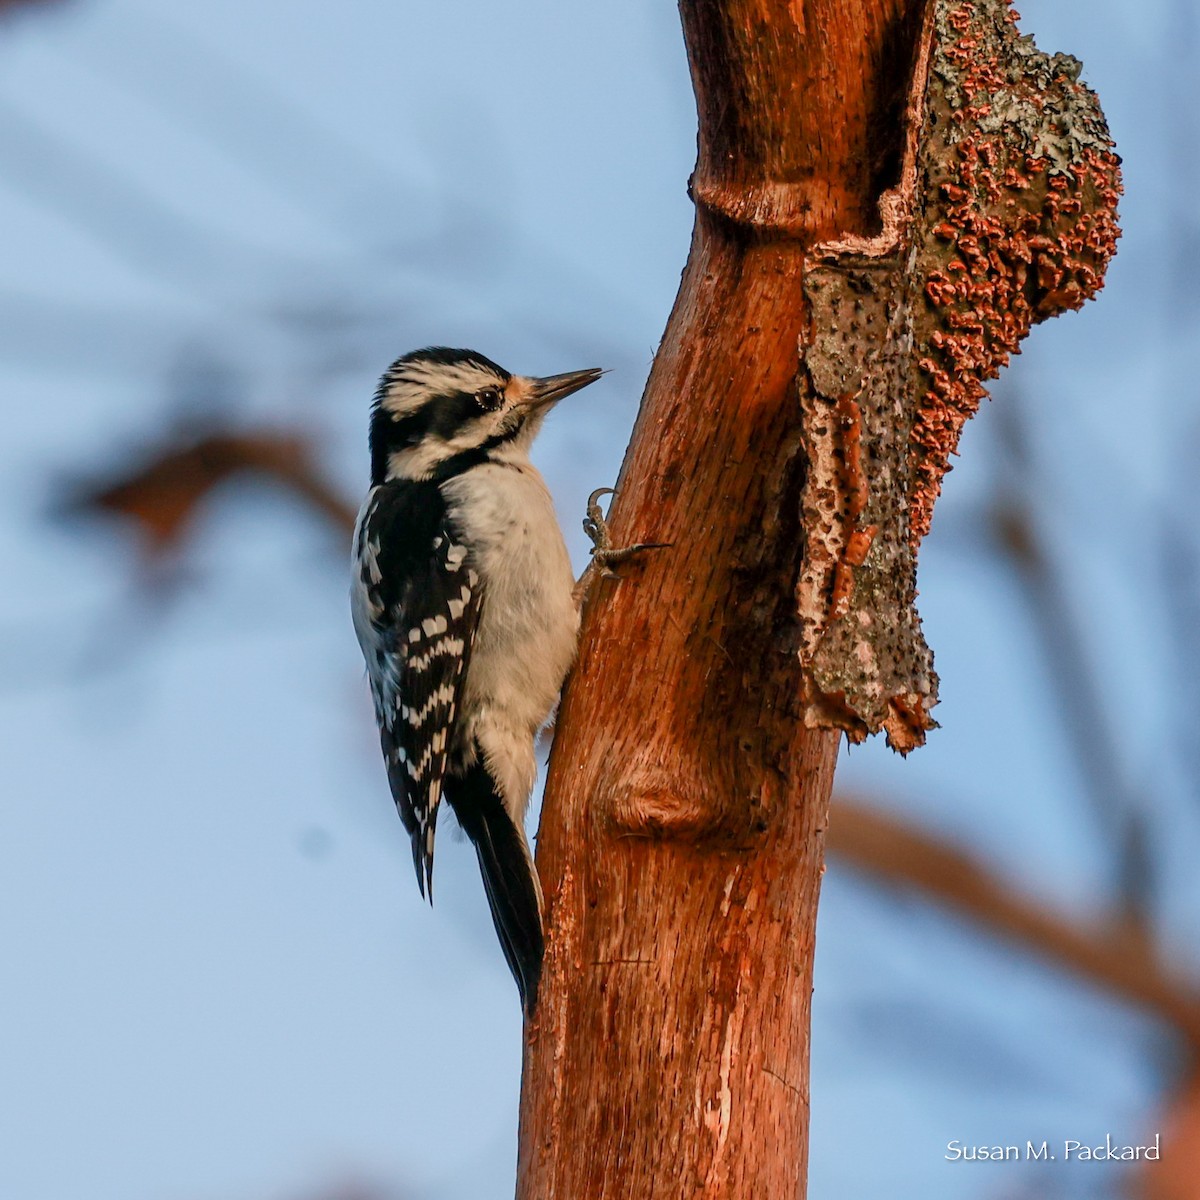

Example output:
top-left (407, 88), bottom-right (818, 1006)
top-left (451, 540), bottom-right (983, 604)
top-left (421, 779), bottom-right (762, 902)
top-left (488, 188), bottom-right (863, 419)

top-left (474, 386), bottom-right (503, 412)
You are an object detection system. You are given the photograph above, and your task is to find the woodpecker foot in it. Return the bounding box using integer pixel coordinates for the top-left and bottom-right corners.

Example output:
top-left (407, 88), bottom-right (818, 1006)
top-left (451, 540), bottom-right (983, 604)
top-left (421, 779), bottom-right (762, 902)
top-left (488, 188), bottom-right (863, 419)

top-left (574, 487), bottom-right (669, 606)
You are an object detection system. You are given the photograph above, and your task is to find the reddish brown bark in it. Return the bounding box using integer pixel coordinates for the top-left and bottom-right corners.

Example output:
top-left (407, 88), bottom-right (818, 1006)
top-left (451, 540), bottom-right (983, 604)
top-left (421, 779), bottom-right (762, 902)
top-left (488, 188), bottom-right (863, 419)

top-left (516, 0), bottom-right (1119, 1193)
top-left (516, 3), bottom-right (924, 1197)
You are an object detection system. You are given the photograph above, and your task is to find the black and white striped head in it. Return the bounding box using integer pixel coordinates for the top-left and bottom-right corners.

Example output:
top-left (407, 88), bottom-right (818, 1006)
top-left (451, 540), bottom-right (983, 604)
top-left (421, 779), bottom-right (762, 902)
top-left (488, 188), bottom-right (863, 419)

top-left (369, 347), bottom-right (602, 484)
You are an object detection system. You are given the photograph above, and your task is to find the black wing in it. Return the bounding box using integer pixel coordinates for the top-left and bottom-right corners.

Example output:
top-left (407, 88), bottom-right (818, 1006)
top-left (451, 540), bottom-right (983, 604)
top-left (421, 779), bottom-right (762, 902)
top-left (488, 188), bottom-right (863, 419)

top-left (353, 480), bottom-right (483, 898)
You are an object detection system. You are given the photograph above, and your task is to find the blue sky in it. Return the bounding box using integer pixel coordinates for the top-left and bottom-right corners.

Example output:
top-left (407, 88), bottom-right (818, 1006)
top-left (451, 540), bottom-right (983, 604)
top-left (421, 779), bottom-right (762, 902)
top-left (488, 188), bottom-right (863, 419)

top-left (0, 2), bottom-right (1193, 1198)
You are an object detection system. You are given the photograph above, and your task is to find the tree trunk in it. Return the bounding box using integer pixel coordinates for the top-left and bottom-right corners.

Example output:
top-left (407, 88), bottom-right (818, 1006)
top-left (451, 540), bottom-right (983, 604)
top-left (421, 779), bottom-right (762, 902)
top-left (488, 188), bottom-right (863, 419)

top-left (517, 3), bottom-right (924, 1197)
top-left (516, 0), bottom-right (1120, 1194)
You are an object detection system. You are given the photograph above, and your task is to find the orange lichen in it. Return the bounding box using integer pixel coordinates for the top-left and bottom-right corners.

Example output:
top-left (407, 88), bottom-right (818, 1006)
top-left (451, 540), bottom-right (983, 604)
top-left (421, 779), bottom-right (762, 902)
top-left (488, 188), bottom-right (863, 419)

top-left (797, 261), bottom-right (938, 749)
top-left (908, 0), bottom-right (1122, 546)
top-left (826, 396), bottom-right (879, 621)
top-left (829, 525), bottom-right (880, 621)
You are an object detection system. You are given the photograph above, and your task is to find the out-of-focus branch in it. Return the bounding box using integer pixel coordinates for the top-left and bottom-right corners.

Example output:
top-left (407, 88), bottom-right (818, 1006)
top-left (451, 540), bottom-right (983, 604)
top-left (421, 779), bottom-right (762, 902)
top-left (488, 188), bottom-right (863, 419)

top-left (829, 797), bottom-right (1200, 1047)
top-left (992, 400), bottom-right (1154, 922)
top-left (1140, 1073), bottom-right (1200, 1199)
top-left (65, 430), bottom-right (356, 561)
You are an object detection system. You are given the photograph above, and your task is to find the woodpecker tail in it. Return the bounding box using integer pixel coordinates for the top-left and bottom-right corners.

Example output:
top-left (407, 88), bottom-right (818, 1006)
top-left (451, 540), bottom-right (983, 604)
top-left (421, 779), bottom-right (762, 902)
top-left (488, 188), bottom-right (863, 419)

top-left (447, 760), bottom-right (545, 1014)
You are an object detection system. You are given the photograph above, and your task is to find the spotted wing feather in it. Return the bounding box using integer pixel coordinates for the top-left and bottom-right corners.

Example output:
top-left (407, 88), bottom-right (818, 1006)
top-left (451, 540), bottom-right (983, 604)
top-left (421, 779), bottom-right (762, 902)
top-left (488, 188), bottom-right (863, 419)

top-left (353, 481), bottom-right (483, 898)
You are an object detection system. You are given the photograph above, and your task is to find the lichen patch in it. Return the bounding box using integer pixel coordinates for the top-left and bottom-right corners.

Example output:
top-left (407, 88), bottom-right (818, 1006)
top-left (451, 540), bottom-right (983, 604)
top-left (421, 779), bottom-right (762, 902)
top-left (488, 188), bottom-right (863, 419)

top-left (795, 0), bottom-right (1120, 752)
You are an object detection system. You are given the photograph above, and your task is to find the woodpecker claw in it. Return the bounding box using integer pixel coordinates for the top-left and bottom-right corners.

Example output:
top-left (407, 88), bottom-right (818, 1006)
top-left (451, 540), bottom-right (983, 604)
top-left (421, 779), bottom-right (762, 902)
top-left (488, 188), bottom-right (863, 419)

top-left (574, 487), bottom-right (669, 606)
top-left (582, 486), bottom-right (615, 549)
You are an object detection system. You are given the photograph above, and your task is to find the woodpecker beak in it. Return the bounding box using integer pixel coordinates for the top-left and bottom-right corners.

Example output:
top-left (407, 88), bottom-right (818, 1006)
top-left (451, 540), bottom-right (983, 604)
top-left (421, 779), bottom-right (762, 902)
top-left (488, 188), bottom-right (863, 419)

top-left (525, 367), bottom-right (604, 409)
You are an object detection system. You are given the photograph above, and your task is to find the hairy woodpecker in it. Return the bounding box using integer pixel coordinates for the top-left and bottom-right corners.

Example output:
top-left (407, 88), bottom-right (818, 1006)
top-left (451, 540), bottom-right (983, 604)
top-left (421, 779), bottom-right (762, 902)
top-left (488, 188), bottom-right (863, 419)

top-left (352, 346), bottom-right (649, 1012)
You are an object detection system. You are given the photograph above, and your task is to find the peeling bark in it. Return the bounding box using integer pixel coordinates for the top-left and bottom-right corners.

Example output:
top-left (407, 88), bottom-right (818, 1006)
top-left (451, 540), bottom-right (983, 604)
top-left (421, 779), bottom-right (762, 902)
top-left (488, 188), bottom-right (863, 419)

top-left (797, 0), bottom-right (1121, 751)
top-left (516, 1), bottom-right (1120, 1196)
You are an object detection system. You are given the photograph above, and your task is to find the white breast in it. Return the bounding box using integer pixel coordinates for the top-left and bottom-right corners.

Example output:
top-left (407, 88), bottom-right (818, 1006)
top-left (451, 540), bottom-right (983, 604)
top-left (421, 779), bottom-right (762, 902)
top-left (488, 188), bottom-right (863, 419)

top-left (441, 460), bottom-right (580, 810)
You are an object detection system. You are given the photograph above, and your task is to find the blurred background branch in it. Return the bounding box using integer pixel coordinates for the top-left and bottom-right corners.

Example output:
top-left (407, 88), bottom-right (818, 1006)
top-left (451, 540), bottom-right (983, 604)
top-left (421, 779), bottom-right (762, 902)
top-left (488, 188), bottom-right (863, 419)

top-left (828, 799), bottom-right (1200, 1047)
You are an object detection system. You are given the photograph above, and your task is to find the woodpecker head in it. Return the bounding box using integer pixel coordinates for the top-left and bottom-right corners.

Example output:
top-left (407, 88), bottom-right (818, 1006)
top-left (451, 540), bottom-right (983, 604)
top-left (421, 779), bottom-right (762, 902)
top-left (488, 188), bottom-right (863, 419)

top-left (369, 346), bottom-right (602, 484)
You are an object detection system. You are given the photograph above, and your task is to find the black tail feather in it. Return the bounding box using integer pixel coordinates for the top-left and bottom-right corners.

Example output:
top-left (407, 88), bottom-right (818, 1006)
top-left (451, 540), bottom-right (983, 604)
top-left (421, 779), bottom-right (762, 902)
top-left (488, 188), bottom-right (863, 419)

top-left (447, 761), bottom-right (544, 1013)
top-left (409, 836), bottom-right (426, 900)
top-left (400, 790), bottom-right (437, 904)
top-left (390, 752), bottom-right (437, 903)
top-left (408, 829), bottom-right (435, 904)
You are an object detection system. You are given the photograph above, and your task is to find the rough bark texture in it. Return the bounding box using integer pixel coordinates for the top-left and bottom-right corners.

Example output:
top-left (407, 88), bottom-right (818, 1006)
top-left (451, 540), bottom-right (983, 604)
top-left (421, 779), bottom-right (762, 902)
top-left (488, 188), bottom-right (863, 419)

top-left (517, 3), bottom-right (922, 1198)
top-left (795, 0), bottom-right (1121, 750)
top-left (517, 1), bottom-right (1119, 1197)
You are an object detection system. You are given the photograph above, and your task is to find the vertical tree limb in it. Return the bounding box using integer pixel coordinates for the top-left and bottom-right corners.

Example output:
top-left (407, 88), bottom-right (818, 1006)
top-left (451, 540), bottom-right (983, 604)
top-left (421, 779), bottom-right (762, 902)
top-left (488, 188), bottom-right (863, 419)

top-left (517, 4), bottom-right (922, 1197)
top-left (517, 2), bottom-right (1119, 1196)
